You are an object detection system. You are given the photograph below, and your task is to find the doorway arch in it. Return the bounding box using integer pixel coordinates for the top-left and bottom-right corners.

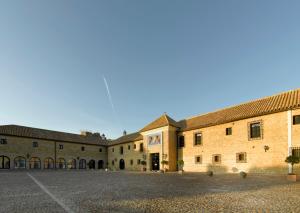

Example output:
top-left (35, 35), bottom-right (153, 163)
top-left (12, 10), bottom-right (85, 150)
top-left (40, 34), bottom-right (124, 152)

top-left (0, 156), bottom-right (10, 169)
top-left (119, 159), bottom-right (125, 170)
top-left (88, 160), bottom-right (95, 169)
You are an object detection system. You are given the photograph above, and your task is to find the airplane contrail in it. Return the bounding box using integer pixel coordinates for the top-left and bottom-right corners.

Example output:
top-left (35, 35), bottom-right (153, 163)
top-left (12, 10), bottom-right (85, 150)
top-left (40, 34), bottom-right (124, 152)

top-left (103, 76), bottom-right (115, 111)
top-left (103, 76), bottom-right (123, 132)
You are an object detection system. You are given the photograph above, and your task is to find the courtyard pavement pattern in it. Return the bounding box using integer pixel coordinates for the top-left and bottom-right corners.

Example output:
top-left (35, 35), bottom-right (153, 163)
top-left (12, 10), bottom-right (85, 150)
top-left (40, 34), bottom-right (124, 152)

top-left (0, 171), bottom-right (299, 213)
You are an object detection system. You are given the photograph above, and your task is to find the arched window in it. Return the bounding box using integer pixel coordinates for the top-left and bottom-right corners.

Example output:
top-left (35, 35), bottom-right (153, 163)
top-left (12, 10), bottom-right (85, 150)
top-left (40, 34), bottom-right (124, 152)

top-left (44, 158), bottom-right (54, 169)
top-left (58, 158), bottom-right (66, 169)
top-left (67, 159), bottom-right (76, 169)
top-left (79, 159), bottom-right (86, 169)
top-left (14, 156), bottom-right (26, 169)
top-left (0, 156), bottom-right (10, 169)
top-left (29, 157), bottom-right (41, 169)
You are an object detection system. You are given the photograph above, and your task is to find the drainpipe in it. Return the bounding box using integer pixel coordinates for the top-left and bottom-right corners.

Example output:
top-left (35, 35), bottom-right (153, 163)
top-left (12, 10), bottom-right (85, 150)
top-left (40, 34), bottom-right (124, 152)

top-left (54, 141), bottom-right (57, 170)
top-left (288, 110), bottom-right (292, 173)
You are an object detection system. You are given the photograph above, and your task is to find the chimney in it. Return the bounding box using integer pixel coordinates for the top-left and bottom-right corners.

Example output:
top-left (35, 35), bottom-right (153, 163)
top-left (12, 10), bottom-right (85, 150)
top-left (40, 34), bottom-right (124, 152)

top-left (101, 134), bottom-right (106, 140)
top-left (123, 130), bottom-right (127, 136)
top-left (81, 131), bottom-right (93, 136)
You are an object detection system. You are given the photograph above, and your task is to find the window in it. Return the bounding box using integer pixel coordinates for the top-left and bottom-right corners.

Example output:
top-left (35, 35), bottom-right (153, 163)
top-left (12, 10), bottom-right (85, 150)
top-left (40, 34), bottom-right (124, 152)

top-left (99, 148), bottom-right (102, 152)
top-left (0, 138), bottom-right (7, 145)
top-left (59, 144), bottom-right (63, 150)
top-left (249, 121), bottom-right (263, 140)
top-left (292, 148), bottom-right (300, 157)
top-left (178, 136), bottom-right (185, 148)
top-left (293, 115), bottom-right (300, 125)
top-left (137, 159), bottom-right (141, 165)
top-left (128, 145), bottom-right (131, 150)
top-left (195, 155), bottom-right (202, 164)
top-left (120, 146), bottom-right (124, 155)
top-left (33, 142), bottom-right (38, 148)
top-left (140, 143), bottom-right (144, 152)
top-left (194, 133), bottom-right (202, 145)
top-left (134, 144), bottom-right (136, 149)
top-left (130, 159), bottom-right (133, 165)
top-left (112, 148), bottom-right (114, 152)
top-left (81, 146), bottom-right (85, 151)
top-left (212, 154), bottom-right (221, 164)
top-left (226, 127), bottom-right (232, 135)
top-left (236, 152), bottom-right (247, 163)
top-left (111, 160), bottom-right (114, 166)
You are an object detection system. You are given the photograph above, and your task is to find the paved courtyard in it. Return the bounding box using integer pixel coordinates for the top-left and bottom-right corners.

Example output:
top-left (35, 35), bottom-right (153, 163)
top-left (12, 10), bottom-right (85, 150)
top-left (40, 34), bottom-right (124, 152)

top-left (0, 171), bottom-right (299, 213)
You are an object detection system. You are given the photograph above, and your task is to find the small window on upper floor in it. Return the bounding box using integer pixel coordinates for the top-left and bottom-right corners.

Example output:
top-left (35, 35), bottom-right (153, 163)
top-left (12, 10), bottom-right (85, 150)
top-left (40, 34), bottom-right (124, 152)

top-left (293, 115), bottom-right (300, 125)
top-left (112, 148), bottom-right (114, 152)
top-left (194, 133), bottom-right (202, 146)
top-left (59, 144), bottom-right (63, 150)
top-left (226, 127), bottom-right (232, 136)
top-left (99, 148), bottom-right (102, 152)
top-left (33, 141), bottom-right (38, 148)
top-left (81, 146), bottom-right (85, 151)
top-left (178, 136), bottom-right (185, 148)
top-left (128, 145), bottom-right (130, 150)
top-left (134, 144), bottom-right (136, 149)
top-left (0, 138), bottom-right (7, 145)
top-left (120, 146), bottom-right (124, 155)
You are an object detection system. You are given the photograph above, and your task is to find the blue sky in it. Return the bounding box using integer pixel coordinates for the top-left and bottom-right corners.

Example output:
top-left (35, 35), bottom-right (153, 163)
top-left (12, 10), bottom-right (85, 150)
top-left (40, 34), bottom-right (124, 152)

top-left (0, 1), bottom-right (300, 139)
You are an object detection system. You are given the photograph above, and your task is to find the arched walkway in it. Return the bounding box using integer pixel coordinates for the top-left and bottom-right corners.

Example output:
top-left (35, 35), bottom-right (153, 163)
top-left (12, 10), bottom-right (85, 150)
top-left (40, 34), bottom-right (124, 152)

top-left (119, 159), bottom-right (125, 170)
top-left (14, 156), bottom-right (26, 169)
top-left (0, 156), bottom-right (10, 169)
top-left (68, 159), bottom-right (76, 169)
top-left (44, 157), bottom-right (54, 169)
top-left (98, 160), bottom-right (104, 169)
top-left (88, 160), bottom-right (95, 169)
top-left (29, 157), bottom-right (41, 169)
top-left (58, 158), bottom-right (66, 169)
top-left (79, 159), bottom-right (86, 169)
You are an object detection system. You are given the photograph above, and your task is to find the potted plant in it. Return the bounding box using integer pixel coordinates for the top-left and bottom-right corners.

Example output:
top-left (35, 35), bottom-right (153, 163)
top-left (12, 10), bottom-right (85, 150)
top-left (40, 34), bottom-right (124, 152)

top-left (285, 155), bottom-right (300, 181)
top-left (177, 160), bottom-right (184, 174)
top-left (161, 160), bottom-right (168, 173)
top-left (141, 160), bottom-right (147, 172)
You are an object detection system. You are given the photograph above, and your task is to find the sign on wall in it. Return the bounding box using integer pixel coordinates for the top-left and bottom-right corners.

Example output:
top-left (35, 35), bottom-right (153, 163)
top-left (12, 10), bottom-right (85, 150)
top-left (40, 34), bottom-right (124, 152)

top-left (147, 133), bottom-right (162, 146)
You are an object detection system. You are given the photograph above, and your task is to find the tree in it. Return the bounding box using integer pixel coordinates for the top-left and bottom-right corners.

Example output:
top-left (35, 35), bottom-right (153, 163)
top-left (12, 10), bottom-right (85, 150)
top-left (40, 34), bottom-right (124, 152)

top-left (285, 155), bottom-right (300, 174)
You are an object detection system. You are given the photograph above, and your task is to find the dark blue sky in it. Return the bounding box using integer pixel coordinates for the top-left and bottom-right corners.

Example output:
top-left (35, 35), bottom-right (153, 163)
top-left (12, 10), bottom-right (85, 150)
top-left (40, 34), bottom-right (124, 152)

top-left (1, 1), bottom-right (300, 138)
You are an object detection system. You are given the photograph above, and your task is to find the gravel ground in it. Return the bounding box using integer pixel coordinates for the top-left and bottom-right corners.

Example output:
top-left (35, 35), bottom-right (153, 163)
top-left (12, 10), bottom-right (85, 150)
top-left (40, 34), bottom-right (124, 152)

top-left (0, 170), bottom-right (299, 213)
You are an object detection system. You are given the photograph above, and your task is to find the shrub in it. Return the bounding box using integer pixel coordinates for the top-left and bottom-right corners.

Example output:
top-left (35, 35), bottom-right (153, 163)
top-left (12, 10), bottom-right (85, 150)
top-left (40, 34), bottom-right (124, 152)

top-left (240, 171), bottom-right (247, 178)
top-left (177, 160), bottom-right (184, 171)
top-left (285, 155), bottom-right (300, 174)
top-left (207, 171), bottom-right (213, 177)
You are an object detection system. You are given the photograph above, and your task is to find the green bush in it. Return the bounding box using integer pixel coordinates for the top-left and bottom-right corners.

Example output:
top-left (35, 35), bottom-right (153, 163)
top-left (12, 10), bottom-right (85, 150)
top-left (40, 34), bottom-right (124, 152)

top-left (285, 155), bottom-right (300, 174)
top-left (240, 171), bottom-right (247, 178)
top-left (207, 171), bottom-right (213, 177)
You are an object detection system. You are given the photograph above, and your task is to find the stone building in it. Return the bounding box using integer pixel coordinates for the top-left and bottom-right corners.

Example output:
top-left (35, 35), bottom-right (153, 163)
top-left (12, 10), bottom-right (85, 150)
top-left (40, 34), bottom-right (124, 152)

top-left (108, 89), bottom-right (300, 174)
top-left (0, 125), bottom-right (107, 170)
top-left (1, 88), bottom-right (300, 174)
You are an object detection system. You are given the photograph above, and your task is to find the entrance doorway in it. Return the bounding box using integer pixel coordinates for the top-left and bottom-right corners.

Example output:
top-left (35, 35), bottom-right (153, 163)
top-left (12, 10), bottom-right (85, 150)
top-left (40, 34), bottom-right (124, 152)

top-left (151, 153), bottom-right (160, 171)
top-left (119, 159), bottom-right (125, 170)
top-left (98, 160), bottom-right (104, 169)
top-left (88, 160), bottom-right (95, 169)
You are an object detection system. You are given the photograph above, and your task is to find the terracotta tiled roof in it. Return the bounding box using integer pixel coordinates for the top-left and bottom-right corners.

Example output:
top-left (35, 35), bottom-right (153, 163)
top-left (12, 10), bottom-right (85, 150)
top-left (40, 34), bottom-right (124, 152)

top-left (140, 114), bottom-right (180, 132)
top-left (178, 89), bottom-right (300, 131)
top-left (0, 125), bottom-right (107, 146)
top-left (108, 132), bottom-right (143, 146)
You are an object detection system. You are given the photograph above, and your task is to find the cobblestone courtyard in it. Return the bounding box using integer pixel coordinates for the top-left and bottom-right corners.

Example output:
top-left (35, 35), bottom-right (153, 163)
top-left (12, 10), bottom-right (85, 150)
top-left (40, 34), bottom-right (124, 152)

top-left (0, 171), bottom-right (299, 213)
